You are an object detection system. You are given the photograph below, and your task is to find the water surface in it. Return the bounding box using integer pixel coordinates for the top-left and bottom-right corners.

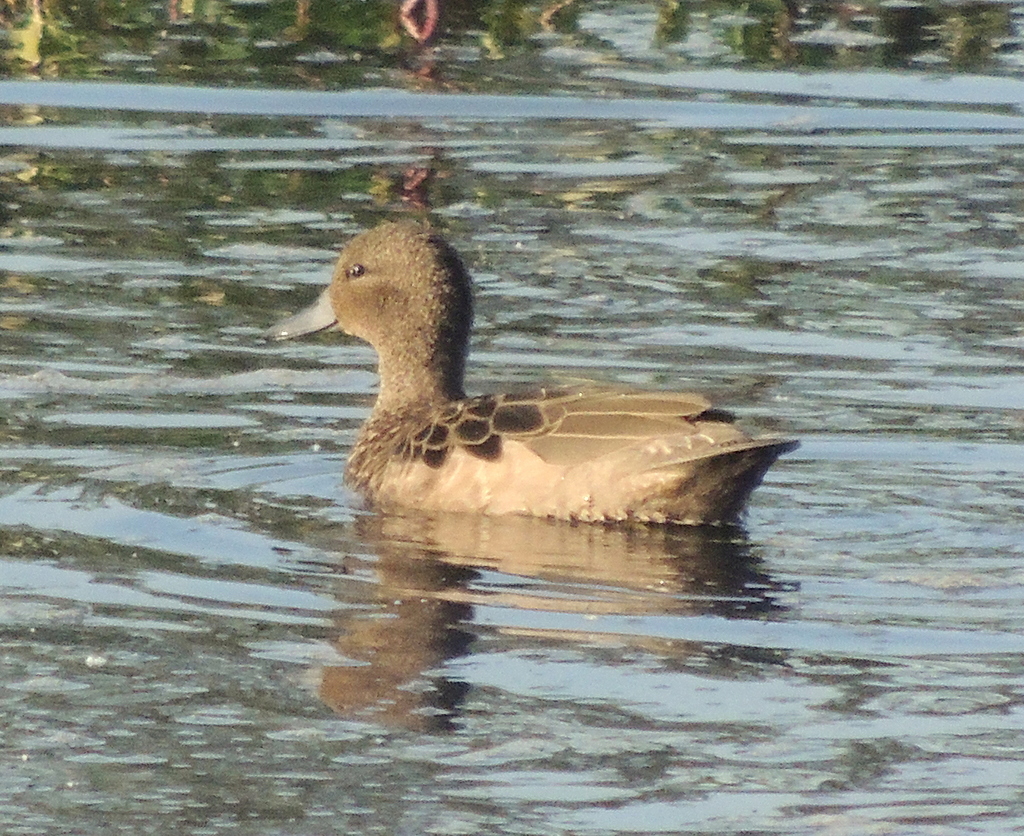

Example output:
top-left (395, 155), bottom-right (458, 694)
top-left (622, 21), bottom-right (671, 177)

top-left (2, 2), bottom-right (1024, 834)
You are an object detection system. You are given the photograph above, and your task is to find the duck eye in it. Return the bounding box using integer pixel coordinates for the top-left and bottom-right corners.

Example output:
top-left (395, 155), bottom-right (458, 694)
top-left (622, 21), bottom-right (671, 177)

top-left (347, 263), bottom-right (365, 279)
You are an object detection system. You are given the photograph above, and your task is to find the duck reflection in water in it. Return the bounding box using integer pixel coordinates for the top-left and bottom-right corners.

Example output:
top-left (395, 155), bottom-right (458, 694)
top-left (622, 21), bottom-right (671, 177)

top-left (317, 513), bottom-right (792, 731)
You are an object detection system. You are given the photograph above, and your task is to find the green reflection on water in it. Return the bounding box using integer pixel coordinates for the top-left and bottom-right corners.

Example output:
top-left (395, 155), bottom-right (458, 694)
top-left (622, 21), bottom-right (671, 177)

top-left (0, 0), bottom-right (1017, 84)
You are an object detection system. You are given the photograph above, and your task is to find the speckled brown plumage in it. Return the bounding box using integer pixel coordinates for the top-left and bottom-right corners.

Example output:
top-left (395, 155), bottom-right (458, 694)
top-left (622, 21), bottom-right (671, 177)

top-left (269, 221), bottom-right (798, 524)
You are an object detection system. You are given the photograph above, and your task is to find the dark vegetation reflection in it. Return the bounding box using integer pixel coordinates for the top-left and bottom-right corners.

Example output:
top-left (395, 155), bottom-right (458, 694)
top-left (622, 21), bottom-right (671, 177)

top-left (320, 513), bottom-right (791, 731)
top-left (0, 0), bottom-right (1014, 83)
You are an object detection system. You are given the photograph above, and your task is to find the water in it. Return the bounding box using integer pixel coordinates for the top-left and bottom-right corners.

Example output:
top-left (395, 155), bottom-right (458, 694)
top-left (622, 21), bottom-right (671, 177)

top-left (2, 2), bottom-right (1024, 834)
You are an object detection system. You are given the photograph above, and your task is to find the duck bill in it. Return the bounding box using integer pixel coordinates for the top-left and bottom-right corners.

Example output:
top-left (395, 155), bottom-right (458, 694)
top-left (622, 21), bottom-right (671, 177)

top-left (267, 287), bottom-right (338, 341)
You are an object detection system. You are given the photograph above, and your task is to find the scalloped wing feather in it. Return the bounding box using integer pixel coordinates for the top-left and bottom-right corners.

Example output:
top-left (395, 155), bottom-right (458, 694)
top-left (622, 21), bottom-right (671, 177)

top-left (401, 387), bottom-right (757, 468)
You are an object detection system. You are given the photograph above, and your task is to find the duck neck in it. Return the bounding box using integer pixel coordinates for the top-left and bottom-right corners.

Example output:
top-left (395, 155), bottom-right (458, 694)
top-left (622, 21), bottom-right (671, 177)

top-left (371, 346), bottom-right (466, 418)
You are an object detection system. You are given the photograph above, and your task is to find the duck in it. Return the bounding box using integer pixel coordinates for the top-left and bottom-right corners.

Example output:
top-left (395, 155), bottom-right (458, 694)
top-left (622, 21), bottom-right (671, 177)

top-left (268, 220), bottom-right (797, 525)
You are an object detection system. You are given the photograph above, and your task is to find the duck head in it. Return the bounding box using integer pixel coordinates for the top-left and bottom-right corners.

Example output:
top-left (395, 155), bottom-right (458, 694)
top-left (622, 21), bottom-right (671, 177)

top-left (269, 220), bottom-right (473, 413)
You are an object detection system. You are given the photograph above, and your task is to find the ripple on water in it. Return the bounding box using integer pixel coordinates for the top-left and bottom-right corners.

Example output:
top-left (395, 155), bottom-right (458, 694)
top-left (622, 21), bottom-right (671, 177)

top-left (2, 58), bottom-right (1024, 835)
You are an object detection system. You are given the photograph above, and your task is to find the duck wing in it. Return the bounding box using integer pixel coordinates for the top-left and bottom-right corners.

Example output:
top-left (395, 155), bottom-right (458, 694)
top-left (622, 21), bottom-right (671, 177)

top-left (405, 387), bottom-right (793, 468)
